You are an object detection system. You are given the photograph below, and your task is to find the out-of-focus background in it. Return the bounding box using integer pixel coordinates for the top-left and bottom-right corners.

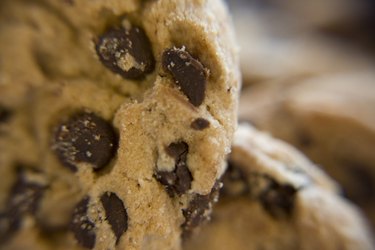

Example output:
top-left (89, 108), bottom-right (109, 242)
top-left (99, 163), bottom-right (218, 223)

top-left (226, 0), bottom-right (375, 232)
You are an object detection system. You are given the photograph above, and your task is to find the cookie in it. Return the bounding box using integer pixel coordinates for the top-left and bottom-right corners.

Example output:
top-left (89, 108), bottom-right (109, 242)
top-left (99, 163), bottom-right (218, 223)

top-left (0, 0), bottom-right (240, 249)
top-left (238, 72), bottom-right (375, 230)
top-left (184, 124), bottom-right (374, 250)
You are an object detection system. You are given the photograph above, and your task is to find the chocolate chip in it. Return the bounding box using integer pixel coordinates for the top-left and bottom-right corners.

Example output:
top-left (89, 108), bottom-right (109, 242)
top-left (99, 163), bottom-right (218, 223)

top-left (191, 118), bottom-right (210, 130)
top-left (100, 192), bottom-right (128, 244)
top-left (8, 173), bottom-right (46, 215)
top-left (259, 180), bottom-right (297, 219)
top-left (162, 48), bottom-right (207, 106)
top-left (155, 142), bottom-right (192, 196)
top-left (96, 21), bottom-right (155, 79)
top-left (0, 168), bottom-right (46, 243)
top-left (181, 182), bottom-right (221, 238)
top-left (155, 163), bottom-right (192, 196)
top-left (165, 141), bottom-right (189, 160)
top-left (69, 197), bottom-right (96, 249)
top-left (0, 106), bottom-right (12, 124)
top-left (220, 161), bottom-right (250, 197)
top-left (52, 111), bottom-right (118, 172)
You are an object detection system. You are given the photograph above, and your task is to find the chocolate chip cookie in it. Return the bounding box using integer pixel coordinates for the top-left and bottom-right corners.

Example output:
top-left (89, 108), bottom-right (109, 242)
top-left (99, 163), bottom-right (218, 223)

top-left (0, 0), bottom-right (240, 249)
top-left (184, 124), bottom-right (374, 250)
top-left (238, 72), bottom-right (375, 231)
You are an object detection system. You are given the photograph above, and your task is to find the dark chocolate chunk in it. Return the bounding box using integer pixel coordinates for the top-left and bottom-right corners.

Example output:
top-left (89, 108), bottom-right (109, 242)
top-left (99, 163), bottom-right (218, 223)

top-left (162, 48), bottom-right (207, 106)
top-left (155, 142), bottom-right (192, 196)
top-left (0, 168), bottom-right (46, 243)
top-left (52, 111), bottom-right (118, 172)
top-left (8, 173), bottom-right (46, 215)
top-left (155, 163), bottom-right (192, 196)
top-left (259, 180), bottom-right (297, 219)
top-left (165, 141), bottom-right (189, 160)
top-left (220, 161), bottom-right (250, 197)
top-left (100, 192), bottom-right (128, 244)
top-left (181, 181), bottom-right (221, 238)
top-left (174, 162), bottom-right (192, 194)
top-left (96, 21), bottom-right (155, 79)
top-left (155, 171), bottom-right (177, 195)
top-left (0, 106), bottom-right (12, 124)
top-left (69, 197), bottom-right (96, 249)
top-left (191, 118), bottom-right (210, 130)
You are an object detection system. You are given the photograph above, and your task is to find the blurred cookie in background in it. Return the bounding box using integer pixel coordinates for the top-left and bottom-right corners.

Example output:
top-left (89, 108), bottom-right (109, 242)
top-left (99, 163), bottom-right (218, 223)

top-left (239, 72), bottom-right (375, 230)
top-left (184, 124), bottom-right (374, 250)
top-left (225, 0), bottom-right (375, 232)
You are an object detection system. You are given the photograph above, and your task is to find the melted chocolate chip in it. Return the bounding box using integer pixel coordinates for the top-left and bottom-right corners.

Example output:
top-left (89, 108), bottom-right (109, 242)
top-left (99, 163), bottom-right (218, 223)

top-left (0, 168), bottom-right (46, 243)
top-left (181, 182), bottom-right (221, 238)
top-left (100, 192), bottom-right (128, 244)
top-left (259, 180), bottom-right (297, 219)
top-left (155, 142), bottom-right (192, 196)
top-left (52, 112), bottom-right (118, 172)
top-left (191, 118), bottom-right (210, 130)
top-left (162, 48), bottom-right (207, 106)
top-left (0, 106), bottom-right (12, 124)
top-left (96, 21), bottom-right (155, 79)
top-left (69, 197), bottom-right (96, 249)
